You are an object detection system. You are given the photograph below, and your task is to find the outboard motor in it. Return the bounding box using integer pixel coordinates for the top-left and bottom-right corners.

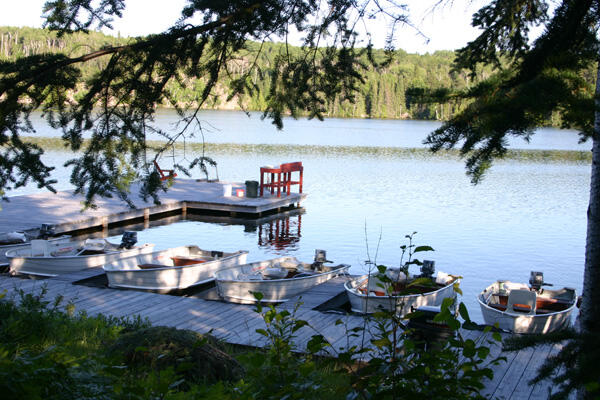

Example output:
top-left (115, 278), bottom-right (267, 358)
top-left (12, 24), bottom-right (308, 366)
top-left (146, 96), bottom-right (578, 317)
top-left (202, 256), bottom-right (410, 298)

top-left (37, 224), bottom-right (55, 240)
top-left (529, 271), bottom-right (552, 291)
top-left (420, 260), bottom-right (435, 278)
top-left (119, 231), bottom-right (138, 249)
top-left (312, 249), bottom-right (332, 271)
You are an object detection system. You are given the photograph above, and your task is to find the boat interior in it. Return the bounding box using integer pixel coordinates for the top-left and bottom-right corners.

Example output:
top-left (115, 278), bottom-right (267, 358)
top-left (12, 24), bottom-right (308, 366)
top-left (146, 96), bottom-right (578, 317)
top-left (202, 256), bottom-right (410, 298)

top-left (351, 272), bottom-right (457, 297)
top-left (130, 248), bottom-right (228, 270)
top-left (481, 282), bottom-right (575, 315)
top-left (231, 258), bottom-right (346, 281)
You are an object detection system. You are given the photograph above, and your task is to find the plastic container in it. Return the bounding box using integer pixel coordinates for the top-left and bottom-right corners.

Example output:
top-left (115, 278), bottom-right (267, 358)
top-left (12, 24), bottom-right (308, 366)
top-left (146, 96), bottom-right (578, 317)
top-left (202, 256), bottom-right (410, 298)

top-left (245, 180), bottom-right (259, 198)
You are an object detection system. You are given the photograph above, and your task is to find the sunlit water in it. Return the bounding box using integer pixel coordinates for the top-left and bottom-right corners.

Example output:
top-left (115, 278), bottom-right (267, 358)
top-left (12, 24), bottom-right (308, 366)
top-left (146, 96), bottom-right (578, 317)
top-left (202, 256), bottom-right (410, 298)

top-left (8, 110), bottom-right (592, 321)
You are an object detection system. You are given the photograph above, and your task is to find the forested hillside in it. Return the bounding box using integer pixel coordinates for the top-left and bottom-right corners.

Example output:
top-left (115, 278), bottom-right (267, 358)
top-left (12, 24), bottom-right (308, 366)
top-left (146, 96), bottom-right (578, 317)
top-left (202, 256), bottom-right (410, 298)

top-left (0, 26), bottom-right (488, 120)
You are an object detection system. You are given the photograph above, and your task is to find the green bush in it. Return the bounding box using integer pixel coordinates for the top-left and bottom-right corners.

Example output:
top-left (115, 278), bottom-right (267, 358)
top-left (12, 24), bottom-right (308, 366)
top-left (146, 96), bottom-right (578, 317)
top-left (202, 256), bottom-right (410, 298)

top-left (109, 326), bottom-right (243, 385)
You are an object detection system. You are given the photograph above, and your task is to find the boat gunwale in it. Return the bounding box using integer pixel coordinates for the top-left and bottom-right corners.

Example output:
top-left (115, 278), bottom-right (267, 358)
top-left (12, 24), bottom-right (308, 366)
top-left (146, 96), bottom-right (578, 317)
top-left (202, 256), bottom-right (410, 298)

top-left (0, 235), bottom-right (72, 251)
top-left (218, 293), bottom-right (292, 303)
top-left (6, 242), bottom-right (155, 260)
top-left (214, 260), bottom-right (350, 284)
top-left (104, 276), bottom-right (215, 291)
top-left (0, 235), bottom-right (71, 249)
top-left (11, 270), bottom-right (58, 278)
top-left (102, 249), bottom-right (249, 273)
top-left (344, 274), bottom-right (460, 300)
top-left (476, 281), bottom-right (577, 319)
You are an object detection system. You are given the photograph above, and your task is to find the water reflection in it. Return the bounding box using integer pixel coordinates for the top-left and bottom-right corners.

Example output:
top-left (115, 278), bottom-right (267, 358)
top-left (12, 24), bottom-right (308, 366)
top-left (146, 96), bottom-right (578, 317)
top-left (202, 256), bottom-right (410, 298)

top-left (75, 209), bottom-right (305, 254)
top-left (258, 214), bottom-right (302, 251)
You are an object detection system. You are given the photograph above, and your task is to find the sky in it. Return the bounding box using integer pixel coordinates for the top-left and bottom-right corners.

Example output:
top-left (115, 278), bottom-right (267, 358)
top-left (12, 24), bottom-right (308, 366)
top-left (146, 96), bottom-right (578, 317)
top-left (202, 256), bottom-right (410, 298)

top-left (1, 0), bottom-right (484, 53)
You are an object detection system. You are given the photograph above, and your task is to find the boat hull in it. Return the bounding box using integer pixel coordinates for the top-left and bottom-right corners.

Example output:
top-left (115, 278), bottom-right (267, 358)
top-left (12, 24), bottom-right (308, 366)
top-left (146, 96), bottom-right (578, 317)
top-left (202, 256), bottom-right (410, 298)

top-left (477, 281), bottom-right (577, 334)
top-left (344, 275), bottom-right (459, 316)
top-left (1, 235), bottom-right (71, 264)
top-left (103, 246), bottom-right (248, 290)
top-left (7, 240), bottom-right (155, 277)
top-left (215, 256), bottom-right (350, 304)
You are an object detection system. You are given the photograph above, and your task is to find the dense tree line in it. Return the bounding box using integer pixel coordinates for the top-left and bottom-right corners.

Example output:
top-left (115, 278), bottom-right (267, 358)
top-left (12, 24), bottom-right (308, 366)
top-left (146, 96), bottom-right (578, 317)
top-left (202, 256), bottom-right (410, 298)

top-left (0, 25), bottom-right (481, 121)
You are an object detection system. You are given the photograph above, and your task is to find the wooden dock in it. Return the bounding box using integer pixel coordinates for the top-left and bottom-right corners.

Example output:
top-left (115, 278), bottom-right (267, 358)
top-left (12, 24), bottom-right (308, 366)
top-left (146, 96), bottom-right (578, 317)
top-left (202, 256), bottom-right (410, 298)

top-left (0, 179), bottom-right (306, 234)
top-left (0, 271), bottom-right (565, 399)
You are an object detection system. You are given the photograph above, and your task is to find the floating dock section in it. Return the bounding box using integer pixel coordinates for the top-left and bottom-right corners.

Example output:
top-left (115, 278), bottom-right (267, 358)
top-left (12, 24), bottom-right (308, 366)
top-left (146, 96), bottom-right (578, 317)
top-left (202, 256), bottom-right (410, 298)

top-left (0, 179), bottom-right (305, 234)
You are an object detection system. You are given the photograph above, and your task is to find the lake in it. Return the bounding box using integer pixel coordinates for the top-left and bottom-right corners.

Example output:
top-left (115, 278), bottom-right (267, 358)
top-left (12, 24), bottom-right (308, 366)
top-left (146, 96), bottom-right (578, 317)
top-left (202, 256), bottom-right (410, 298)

top-left (8, 110), bottom-right (592, 321)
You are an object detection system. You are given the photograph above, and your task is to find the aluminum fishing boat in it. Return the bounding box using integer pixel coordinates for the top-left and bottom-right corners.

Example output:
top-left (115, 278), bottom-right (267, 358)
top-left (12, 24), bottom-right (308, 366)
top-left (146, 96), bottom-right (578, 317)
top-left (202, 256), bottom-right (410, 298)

top-left (477, 271), bottom-right (577, 334)
top-left (8, 232), bottom-right (154, 277)
top-left (344, 261), bottom-right (459, 315)
top-left (215, 250), bottom-right (350, 304)
top-left (103, 246), bottom-right (248, 290)
top-left (1, 224), bottom-right (70, 264)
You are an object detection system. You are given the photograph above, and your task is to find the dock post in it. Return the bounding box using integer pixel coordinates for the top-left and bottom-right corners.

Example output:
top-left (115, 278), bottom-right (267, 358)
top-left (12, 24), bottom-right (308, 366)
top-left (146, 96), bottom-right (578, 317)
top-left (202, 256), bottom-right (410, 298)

top-left (143, 208), bottom-right (150, 229)
top-left (181, 202), bottom-right (187, 219)
top-left (101, 216), bottom-right (108, 236)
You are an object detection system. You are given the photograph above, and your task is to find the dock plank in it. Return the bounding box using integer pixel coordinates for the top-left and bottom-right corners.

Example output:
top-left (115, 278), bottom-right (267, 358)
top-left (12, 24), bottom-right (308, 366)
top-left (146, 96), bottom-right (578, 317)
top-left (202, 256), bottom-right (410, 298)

top-left (156, 298), bottom-right (237, 328)
top-left (528, 343), bottom-right (574, 400)
top-left (68, 288), bottom-right (142, 312)
top-left (492, 345), bottom-right (537, 400)
top-left (480, 334), bottom-right (517, 398)
top-left (506, 343), bottom-right (553, 399)
top-left (138, 297), bottom-right (195, 325)
top-left (81, 290), bottom-right (154, 316)
top-left (106, 292), bottom-right (176, 319)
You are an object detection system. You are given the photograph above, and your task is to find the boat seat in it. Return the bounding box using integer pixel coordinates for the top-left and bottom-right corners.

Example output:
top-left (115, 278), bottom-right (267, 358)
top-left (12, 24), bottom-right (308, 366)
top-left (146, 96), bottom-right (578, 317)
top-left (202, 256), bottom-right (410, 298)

top-left (171, 256), bottom-right (208, 266)
top-left (506, 289), bottom-right (537, 314)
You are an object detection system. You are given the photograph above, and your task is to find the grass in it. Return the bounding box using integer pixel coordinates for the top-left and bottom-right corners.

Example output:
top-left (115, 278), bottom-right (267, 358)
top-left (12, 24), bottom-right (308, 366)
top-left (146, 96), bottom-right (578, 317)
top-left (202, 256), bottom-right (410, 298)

top-left (19, 136), bottom-right (593, 164)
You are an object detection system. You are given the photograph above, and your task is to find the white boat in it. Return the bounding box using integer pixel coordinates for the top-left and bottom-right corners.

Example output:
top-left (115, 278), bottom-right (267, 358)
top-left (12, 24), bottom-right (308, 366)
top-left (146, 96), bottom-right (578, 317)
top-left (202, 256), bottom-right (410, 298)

top-left (477, 271), bottom-right (577, 334)
top-left (7, 232), bottom-right (154, 277)
top-left (344, 265), bottom-right (459, 315)
top-left (103, 246), bottom-right (249, 290)
top-left (0, 225), bottom-right (70, 264)
top-left (214, 250), bottom-right (350, 304)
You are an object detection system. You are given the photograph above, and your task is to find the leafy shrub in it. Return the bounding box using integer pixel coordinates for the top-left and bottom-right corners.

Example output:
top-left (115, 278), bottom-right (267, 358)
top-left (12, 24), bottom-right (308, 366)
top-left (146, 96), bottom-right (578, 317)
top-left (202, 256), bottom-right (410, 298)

top-left (109, 326), bottom-right (243, 385)
top-left (237, 295), bottom-right (349, 399)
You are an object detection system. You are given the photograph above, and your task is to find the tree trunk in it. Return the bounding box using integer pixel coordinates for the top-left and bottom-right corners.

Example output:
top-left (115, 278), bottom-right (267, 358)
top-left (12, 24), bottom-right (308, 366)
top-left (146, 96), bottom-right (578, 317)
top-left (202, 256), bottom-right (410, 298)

top-left (581, 63), bottom-right (600, 333)
top-left (579, 61), bottom-right (600, 398)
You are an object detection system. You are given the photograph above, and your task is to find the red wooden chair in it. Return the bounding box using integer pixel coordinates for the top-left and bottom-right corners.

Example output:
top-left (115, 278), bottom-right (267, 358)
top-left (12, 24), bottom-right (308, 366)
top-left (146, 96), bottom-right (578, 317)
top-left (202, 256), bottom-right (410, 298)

top-left (153, 160), bottom-right (177, 181)
top-left (260, 165), bottom-right (283, 197)
top-left (280, 161), bottom-right (303, 194)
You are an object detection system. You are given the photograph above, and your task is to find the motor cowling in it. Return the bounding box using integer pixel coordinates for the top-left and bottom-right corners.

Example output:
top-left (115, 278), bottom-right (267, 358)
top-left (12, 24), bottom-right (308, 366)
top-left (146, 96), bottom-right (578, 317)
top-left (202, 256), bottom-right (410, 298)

top-left (119, 231), bottom-right (138, 249)
top-left (529, 271), bottom-right (545, 291)
top-left (312, 249), bottom-right (332, 271)
top-left (420, 259), bottom-right (435, 278)
top-left (37, 224), bottom-right (55, 240)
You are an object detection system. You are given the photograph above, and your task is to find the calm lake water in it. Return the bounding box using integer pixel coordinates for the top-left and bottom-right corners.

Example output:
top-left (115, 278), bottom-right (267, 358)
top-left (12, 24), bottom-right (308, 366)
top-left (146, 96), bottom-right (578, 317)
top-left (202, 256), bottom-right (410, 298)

top-left (9, 110), bottom-right (592, 321)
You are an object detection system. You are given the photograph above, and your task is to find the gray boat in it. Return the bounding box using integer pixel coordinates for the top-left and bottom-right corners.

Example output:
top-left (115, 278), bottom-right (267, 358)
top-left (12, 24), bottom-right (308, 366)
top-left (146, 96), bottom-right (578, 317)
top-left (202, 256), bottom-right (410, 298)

top-left (8, 232), bottom-right (154, 277)
top-left (1, 224), bottom-right (70, 264)
top-left (344, 261), bottom-right (459, 315)
top-left (103, 246), bottom-right (248, 291)
top-left (215, 250), bottom-right (350, 304)
top-left (477, 272), bottom-right (577, 334)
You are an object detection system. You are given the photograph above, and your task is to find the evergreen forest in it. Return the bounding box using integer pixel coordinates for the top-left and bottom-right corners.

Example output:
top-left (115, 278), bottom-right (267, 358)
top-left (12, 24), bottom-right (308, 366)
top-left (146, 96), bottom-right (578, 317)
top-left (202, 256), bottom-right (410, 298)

top-left (0, 26), bottom-right (490, 121)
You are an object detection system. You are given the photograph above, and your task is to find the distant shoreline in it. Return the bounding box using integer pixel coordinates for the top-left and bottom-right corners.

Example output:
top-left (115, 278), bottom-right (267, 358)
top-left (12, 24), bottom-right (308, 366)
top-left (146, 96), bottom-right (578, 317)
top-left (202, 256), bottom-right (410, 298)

top-left (20, 136), bottom-right (592, 164)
